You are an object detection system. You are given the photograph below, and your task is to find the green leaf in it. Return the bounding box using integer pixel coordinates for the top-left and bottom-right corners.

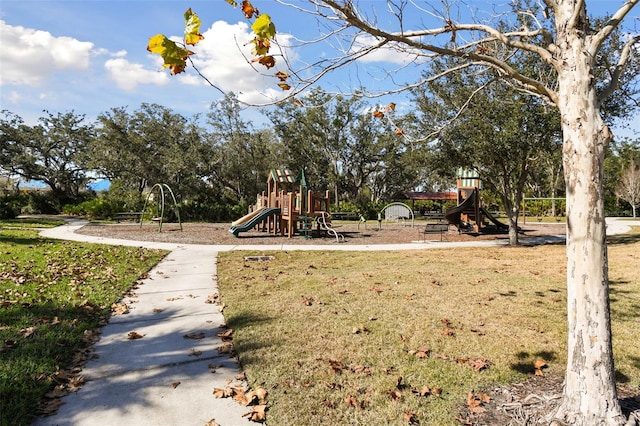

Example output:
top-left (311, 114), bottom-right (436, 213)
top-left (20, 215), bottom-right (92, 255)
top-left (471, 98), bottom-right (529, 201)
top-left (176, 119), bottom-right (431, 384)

top-left (184, 8), bottom-right (204, 46)
top-left (251, 14), bottom-right (276, 40)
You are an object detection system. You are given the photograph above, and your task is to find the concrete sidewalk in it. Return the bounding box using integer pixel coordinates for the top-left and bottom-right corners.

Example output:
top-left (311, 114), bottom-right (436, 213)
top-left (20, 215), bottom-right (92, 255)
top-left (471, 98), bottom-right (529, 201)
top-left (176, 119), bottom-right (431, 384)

top-left (33, 227), bottom-right (253, 426)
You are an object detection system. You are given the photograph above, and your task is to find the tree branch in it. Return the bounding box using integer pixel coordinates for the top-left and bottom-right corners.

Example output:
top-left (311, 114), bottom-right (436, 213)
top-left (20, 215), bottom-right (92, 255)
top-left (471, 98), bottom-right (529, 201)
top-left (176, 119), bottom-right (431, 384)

top-left (320, 0), bottom-right (559, 104)
top-left (598, 34), bottom-right (640, 106)
top-left (590, 0), bottom-right (639, 53)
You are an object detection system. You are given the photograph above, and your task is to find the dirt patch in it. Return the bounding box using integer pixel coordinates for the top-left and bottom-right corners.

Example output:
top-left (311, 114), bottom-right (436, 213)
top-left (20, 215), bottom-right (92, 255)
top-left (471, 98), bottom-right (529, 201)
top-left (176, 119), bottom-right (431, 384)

top-left (75, 221), bottom-right (566, 246)
top-left (459, 374), bottom-right (640, 425)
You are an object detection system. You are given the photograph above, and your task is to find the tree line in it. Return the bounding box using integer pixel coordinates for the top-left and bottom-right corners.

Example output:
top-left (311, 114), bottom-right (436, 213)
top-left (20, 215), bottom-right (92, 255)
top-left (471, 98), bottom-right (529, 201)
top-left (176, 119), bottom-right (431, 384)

top-left (1, 86), bottom-right (638, 223)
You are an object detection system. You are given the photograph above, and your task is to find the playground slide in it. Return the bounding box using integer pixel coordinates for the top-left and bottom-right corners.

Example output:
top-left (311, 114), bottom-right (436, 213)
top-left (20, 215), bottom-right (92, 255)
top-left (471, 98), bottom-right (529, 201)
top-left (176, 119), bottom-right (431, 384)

top-left (229, 207), bottom-right (281, 237)
top-left (479, 207), bottom-right (509, 230)
top-left (445, 190), bottom-right (476, 226)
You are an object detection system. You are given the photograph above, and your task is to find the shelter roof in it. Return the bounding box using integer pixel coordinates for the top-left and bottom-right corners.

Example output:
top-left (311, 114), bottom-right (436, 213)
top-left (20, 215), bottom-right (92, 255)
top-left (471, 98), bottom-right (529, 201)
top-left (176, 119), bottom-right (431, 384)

top-left (404, 191), bottom-right (457, 201)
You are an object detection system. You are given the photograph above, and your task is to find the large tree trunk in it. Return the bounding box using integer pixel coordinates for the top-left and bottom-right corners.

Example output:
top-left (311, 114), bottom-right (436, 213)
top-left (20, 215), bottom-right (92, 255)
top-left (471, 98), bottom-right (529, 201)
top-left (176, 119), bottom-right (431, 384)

top-left (554, 17), bottom-right (625, 425)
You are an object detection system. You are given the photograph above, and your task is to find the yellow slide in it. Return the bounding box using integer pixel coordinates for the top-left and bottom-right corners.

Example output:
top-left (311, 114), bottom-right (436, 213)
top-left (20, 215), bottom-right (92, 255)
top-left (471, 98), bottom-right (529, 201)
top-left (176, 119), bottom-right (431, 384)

top-left (231, 207), bottom-right (267, 227)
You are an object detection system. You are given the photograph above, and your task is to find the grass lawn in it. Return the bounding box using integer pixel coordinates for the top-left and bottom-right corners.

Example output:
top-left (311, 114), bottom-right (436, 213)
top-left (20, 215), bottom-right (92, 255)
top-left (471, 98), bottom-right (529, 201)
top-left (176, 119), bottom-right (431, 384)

top-left (0, 220), bottom-right (168, 426)
top-left (217, 229), bottom-right (640, 425)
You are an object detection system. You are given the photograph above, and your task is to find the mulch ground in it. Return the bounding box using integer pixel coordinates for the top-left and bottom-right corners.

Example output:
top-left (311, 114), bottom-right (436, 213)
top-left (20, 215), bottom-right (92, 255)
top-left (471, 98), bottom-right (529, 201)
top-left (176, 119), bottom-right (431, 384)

top-left (75, 221), bottom-right (565, 246)
top-left (73, 219), bottom-right (640, 425)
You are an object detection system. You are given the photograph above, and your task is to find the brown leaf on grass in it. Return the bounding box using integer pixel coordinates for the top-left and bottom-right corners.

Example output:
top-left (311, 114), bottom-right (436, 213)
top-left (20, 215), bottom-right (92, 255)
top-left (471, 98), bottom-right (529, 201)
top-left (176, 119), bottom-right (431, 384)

top-left (411, 385), bottom-right (431, 397)
top-left (441, 327), bottom-right (456, 336)
top-left (432, 387), bottom-right (442, 395)
top-left (19, 326), bottom-right (36, 337)
top-left (184, 332), bottom-right (205, 340)
top-left (387, 389), bottom-right (403, 400)
top-left (404, 411), bottom-right (419, 424)
top-left (455, 416), bottom-right (473, 425)
top-left (352, 325), bottom-right (370, 334)
top-left (467, 358), bottom-right (490, 371)
top-left (242, 404), bottom-right (267, 423)
top-left (301, 295), bottom-right (314, 306)
top-left (235, 372), bottom-right (246, 381)
top-left (345, 396), bottom-right (363, 409)
top-left (409, 346), bottom-right (430, 358)
top-left (127, 331), bottom-right (145, 340)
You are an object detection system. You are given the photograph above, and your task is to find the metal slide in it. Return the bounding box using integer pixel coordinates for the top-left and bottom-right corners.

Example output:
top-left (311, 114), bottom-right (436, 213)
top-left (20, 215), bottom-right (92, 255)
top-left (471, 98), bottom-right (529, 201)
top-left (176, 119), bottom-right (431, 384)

top-left (228, 207), bottom-right (281, 237)
top-left (479, 207), bottom-right (509, 230)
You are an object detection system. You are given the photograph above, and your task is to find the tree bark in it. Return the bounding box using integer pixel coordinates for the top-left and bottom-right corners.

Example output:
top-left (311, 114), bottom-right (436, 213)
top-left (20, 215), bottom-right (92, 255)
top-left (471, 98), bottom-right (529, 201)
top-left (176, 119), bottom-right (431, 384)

top-left (554, 15), bottom-right (625, 424)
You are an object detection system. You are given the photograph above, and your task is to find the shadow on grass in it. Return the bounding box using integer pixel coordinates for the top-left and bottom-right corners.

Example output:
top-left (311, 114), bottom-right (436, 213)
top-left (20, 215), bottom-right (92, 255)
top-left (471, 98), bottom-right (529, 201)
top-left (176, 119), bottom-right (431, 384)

top-left (0, 233), bottom-right (51, 246)
top-left (510, 350), bottom-right (558, 374)
top-left (607, 232), bottom-right (640, 246)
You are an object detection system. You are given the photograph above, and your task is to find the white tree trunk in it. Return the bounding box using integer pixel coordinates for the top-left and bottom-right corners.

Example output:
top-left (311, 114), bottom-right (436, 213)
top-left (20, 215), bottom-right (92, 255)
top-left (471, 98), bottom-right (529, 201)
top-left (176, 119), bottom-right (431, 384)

top-left (554, 17), bottom-right (625, 425)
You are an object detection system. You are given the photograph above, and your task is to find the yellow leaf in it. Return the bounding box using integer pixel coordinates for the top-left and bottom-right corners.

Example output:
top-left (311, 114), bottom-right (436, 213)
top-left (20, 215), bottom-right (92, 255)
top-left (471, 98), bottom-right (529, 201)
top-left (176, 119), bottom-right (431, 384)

top-left (225, 0), bottom-right (238, 6)
top-left (184, 8), bottom-right (204, 46)
top-left (147, 34), bottom-right (193, 75)
top-left (277, 83), bottom-right (291, 91)
top-left (251, 14), bottom-right (276, 40)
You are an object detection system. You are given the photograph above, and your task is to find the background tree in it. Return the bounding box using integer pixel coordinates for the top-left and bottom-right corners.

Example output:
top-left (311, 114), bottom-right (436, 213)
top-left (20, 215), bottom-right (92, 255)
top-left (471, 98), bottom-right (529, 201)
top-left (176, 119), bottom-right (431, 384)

top-left (1, 110), bottom-right (94, 211)
top-left (615, 158), bottom-right (640, 217)
top-left (268, 89), bottom-right (412, 209)
top-left (92, 104), bottom-right (209, 204)
top-left (206, 93), bottom-right (281, 205)
top-left (414, 65), bottom-right (562, 244)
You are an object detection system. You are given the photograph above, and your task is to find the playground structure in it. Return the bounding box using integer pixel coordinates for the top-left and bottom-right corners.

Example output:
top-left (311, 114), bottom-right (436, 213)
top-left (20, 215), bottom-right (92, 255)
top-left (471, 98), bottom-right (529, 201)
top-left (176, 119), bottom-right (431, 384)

top-left (444, 169), bottom-right (508, 233)
top-left (140, 183), bottom-right (183, 232)
top-left (229, 169), bottom-right (342, 240)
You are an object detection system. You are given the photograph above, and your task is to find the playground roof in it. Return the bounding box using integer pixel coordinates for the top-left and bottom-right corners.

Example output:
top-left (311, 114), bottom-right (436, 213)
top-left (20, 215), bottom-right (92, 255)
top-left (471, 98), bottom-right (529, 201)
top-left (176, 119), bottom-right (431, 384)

top-left (268, 169), bottom-right (296, 184)
top-left (404, 191), bottom-right (457, 201)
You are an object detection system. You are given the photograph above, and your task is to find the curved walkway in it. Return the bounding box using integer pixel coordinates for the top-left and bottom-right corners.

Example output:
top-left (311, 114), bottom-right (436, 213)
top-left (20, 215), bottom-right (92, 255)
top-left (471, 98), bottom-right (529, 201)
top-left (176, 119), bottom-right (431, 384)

top-left (32, 218), bottom-right (638, 425)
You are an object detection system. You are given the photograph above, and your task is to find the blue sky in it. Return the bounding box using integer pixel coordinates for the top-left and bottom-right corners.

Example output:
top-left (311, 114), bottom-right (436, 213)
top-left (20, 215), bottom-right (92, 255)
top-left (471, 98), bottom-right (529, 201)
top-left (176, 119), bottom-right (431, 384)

top-left (0, 0), bottom-right (638, 137)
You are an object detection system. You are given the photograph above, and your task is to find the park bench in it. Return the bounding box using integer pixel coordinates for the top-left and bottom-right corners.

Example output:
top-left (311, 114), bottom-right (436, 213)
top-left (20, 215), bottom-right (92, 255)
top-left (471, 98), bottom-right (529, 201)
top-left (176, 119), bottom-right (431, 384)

top-left (420, 222), bottom-right (449, 241)
top-left (331, 212), bottom-right (359, 221)
top-left (114, 212), bottom-right (142, 223)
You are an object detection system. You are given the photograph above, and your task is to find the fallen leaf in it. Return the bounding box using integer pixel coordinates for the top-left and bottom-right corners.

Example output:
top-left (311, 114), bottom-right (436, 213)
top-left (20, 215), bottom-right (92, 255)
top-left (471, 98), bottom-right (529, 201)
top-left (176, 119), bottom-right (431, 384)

top-left (344, 396), bottom-right (362, 409)
top-left (411, 385), bottom-right (431, 397)
top-left (127, 331), bottom-right (144, 340)
top-left (189, 348), bottom-right (202, 356)
top-left (184, 332), bottom-right (205, 340)
top-left (216, 329), bottom-right (234, 341)
top-left (242, 404), bottom-right (267, 422)
top-left (170, 381), bottom-right (181, 389)
top-left (404, 411), bottom-right (419, 424)
top-left (204, 419), bottom-right (220, 426)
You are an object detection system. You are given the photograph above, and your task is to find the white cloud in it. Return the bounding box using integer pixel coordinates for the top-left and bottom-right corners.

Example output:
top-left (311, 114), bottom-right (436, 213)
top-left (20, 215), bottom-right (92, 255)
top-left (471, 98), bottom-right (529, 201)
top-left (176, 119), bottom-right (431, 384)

top-left (351, 33), bottom-right (423, 65)
top-left (0, 20), bottom-right (95, 86)
top-left (185, 20), bottom-right (295, 104)
top-left (104, 58), bottom-right (169, 91)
